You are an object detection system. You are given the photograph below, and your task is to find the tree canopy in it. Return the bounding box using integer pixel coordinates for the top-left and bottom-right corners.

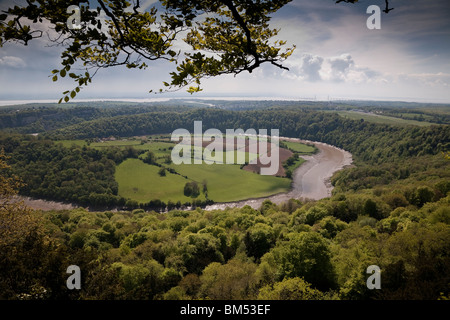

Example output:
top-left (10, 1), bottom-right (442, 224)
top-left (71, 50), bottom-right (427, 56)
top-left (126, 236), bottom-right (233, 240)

top-left (0, 0), bottom-right (394, 101)
top-left (0, 0), bottom-right (295, 101)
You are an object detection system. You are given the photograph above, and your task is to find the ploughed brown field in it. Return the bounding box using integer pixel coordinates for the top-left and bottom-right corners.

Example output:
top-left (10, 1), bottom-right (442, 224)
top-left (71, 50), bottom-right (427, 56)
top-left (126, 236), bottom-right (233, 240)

top-left (241, 146), bottom-right (292, 177)
top-left (196, 137), bottom-right (293, 177)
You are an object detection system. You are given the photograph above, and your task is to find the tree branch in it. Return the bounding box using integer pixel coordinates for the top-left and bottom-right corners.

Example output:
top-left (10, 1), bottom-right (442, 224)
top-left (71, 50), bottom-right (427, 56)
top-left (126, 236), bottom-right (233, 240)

top-left (221, 0), bottom-right (261, 73)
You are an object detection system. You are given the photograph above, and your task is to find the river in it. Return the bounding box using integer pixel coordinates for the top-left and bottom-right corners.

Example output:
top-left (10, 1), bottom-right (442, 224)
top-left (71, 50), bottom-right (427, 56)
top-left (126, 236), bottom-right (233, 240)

top-left (17, 138), bottom-right (353, 212)
top-left (204, 138), bottom-right (353, 210)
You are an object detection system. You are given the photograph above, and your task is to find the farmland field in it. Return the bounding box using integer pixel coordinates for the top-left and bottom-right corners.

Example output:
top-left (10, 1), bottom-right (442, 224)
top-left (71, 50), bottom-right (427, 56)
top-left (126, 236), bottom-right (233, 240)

top-left (57, 137), bottom-right (316, 203)
top-left (282, 141), bottom-right (317, 154)
top-left (164, 160), bottom-right (291, 202)
top-left (334, 110), bottom-right (434, 126)
top-left (115, 158), bottom-right (202, 203)
top-left (67, 137), bottom-right (313, 204)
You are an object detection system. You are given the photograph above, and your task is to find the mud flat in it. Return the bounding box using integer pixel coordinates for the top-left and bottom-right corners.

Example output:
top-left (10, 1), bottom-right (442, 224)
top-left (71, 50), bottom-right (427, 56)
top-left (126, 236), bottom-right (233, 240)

top-left (205, 138), bottom-right (353, 211)
top-left (12, 196), bottom-right (79, 211)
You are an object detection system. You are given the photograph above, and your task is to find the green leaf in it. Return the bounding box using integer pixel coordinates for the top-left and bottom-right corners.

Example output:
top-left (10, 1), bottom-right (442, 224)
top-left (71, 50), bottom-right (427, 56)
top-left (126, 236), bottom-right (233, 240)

top-left (64, 96), bottom-right (69, 103)
top-left (60, 69), bottom-right (66, 77)
top-left (58, 98), bottom-right (63, 104)
top-left (70, 91), bottom-right (76, 99)
top-left (0, 14), bottom-right (7, 21)
top-left (187, 86), bottom-right (202, 94)
top-left (52, 75), bottom-right (58, 82)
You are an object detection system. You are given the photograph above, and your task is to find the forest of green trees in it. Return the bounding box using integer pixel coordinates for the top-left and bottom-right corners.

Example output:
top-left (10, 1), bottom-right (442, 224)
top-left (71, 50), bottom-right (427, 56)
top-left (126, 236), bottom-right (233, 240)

top-left (1, 167), bottom-right (448, 300)
top-left (1, 106), bottom-right (448, 209)
top-left (0, 102), bottom-right (448, 301)
top-left (40, 108), bottom-right (448, 163)
top-left (0, 0), bottom-right (448, 305)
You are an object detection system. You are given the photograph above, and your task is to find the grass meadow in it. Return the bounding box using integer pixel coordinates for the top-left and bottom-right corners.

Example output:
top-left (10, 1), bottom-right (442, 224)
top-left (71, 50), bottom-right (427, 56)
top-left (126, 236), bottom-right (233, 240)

top-left (334, 111), bottom-right (433, 126)
top-left (282, 141), bottom-right (317, 154)
top-left (60, 137), bottom-right (314, 204)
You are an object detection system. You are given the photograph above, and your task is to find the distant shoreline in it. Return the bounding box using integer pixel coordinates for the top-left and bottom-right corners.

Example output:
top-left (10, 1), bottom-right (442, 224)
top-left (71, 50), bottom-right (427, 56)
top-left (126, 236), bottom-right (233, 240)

top-left (1, 96), bottom-right (448, 107)
top-left (0, 97), bottom-right (316, 107)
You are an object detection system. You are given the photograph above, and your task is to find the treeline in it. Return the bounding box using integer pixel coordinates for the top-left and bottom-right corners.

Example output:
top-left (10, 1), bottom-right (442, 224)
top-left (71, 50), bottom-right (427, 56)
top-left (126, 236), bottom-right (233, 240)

top-left (45, 108), bottom-right (450, 164)
top-left (0, 135), bottom-right (137, 206)
top-left (0, 104), bottom-right (192, 134)
top-left (125, 197), bottom-right (214, 212)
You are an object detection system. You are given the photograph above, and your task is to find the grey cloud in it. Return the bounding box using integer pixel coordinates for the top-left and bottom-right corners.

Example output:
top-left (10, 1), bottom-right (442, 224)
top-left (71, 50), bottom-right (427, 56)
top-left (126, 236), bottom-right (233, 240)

top-left (285, 52), bottom-right (382, 84)
top-left (328, 54), bottom-right (354, 82)
top-left (299, 53), bottom-right (324, 81)
top-left (0, 56), bottom-right (27, 68)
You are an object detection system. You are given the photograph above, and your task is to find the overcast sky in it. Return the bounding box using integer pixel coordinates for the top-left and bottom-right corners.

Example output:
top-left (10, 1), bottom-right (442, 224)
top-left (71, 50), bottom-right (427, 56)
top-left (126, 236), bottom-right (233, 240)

top-left (0, 0), bottom-right (449, 103)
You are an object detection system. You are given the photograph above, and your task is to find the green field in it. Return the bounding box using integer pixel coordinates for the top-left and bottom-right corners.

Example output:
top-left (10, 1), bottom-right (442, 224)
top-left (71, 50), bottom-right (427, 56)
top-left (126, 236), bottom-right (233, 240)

top-left (116, 147), bottom-right (291, 203)
top-left (166, 161), bottom-right (290, 203)
top-left (398, 112), bottom-right (435, 122)
top-left (334, 111), bottom-right (434, 126)
top-left (58, 139), bottom-right (87, 148)
top-left (283, 141), bottom-right (317, 154)
top-left (61, 137), bottom-right (315, 204)
top-left (115, 158), bottom-right (201, 203)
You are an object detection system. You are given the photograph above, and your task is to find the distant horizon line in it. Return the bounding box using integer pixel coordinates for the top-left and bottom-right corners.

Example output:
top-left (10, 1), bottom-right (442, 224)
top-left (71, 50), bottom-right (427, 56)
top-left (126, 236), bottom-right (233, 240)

top-left (0, 96), bottom-right (449, 107)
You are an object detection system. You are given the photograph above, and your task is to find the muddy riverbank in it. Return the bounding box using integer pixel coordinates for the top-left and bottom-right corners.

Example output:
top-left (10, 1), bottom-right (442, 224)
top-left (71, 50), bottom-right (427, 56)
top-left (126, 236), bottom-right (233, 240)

top-left (16, 138), bottom-right (353, 212)
top-left (204, 138), bottom-right (353, 210)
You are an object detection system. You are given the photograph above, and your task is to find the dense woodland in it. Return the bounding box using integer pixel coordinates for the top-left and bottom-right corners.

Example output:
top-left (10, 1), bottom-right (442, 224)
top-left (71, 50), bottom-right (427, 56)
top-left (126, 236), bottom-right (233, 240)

top-left (0, 102), bottom-right (448, 300)
top-left (0, 135), bottom-right (138, 206)
top-left (0, 104), bottom-right (192, 134)
top-left (40, 108), bottom-right (448, 163)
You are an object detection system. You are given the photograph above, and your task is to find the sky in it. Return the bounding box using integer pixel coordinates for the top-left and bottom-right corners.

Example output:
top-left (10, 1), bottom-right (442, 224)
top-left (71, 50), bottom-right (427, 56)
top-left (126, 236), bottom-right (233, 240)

top-left (0, 0), bottom-right (450, 103)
